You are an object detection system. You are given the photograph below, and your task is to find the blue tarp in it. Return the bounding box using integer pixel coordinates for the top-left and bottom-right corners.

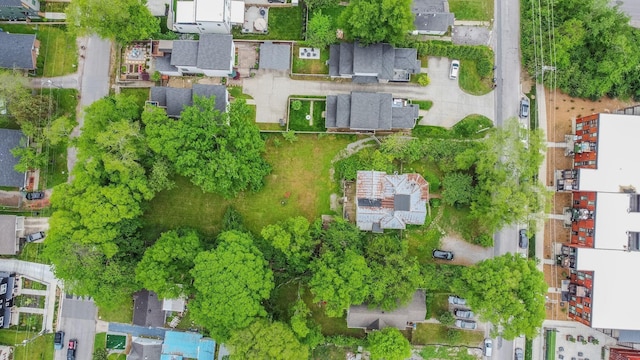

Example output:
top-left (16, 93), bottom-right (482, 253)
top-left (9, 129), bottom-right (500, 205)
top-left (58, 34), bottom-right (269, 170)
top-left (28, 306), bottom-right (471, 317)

top-left (162, 331), bottom-right (215, 360)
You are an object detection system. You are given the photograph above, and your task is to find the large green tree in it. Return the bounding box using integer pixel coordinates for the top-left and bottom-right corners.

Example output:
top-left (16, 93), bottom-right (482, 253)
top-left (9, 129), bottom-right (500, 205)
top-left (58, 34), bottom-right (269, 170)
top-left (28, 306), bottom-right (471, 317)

top-left (367, 328), bottom-right (412, 360)
top-left (135, 228), bottom-right (203, 299)
top-left (227, 320), bottom-right (309, 360)
top-left (309, 249), bottom-right (370, 317)
top-left (143, 97), bottom-right (271, 198)
top-left (190, 231), bottom-right (274, 340)
top-left (453, 254), bottom-right (547, 339)
top-left (261, 216), bottom-right (318, 274)
top-left (306, 11), bottom-right (337, 49)
top-left (442, 172), bottom-right (474, 206)
top-left (339, 0), bottom-right (414, 45)
top-left (66, 0), bottom-right (159, 44)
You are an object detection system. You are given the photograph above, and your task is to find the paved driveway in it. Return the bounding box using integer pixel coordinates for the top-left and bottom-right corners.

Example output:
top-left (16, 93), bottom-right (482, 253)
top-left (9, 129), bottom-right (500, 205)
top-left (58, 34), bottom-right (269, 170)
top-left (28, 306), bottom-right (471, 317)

top-left (56, 295), bottom-right (97, 360)
top-left (438, 236), bottom-right (493, 266)
top-left (242, 57), bottom-right (495, 128)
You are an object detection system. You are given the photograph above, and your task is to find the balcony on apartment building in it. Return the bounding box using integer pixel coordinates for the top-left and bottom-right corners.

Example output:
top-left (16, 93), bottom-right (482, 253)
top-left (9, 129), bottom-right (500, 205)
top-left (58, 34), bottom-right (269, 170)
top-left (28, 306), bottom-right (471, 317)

top-left (571, 208), bottom-right (593, 222)
top-left (556, 169), bottom-right (579, 191)
top-left (559, 245), bottom-right (577, 269)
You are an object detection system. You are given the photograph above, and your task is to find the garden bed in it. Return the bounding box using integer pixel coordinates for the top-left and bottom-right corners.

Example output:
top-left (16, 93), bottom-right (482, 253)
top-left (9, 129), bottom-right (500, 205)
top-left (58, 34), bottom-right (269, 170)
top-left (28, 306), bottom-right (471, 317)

top-left (288, 98), bottom-right (326, 132)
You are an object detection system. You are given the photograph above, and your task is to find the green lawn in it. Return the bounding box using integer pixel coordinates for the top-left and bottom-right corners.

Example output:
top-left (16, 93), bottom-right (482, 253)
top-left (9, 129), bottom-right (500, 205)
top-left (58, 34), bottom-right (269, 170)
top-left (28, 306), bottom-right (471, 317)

top-left (412, 323), bottom-right (484, 346)
top-left (426, 293), bottom-right (451, 319)
top-left (0, 24), bottom-right (77, 77)
top-left (18, 243), bottom-right (49, 264)
top-left (288, 99), bottom-right (326, 131)
top-left (411, 100), bottom-right (433, 110)
top-left (108, 354), bottom-right (126, 360)
top-left (459, 59), bottom-right (493, 96)
top-left (313, 345), bottom-right (357, 360)
top-left (419, 345), bottom-right (479, 360)
top-left (412, 115), bottom-right (492, 140)
top-left (120, 88), bottom-right (150, 109)
top-left (0, 331), bottom-right (54, 360)
top-left (228, 86), bottom-right (254, 100)
top-left (292, 45), bottom-right (330, 74)
top-left (257, 122), bottom-right (286, 131)
top-left (95, 332), bottom-right (106, 350)
top-left (405, 227), bottom-right (442, 265)
top-left (448, 0), bottom-right (493, 21)
top-left (232, 7), bottom-right (303, 40)
top-left (143, 135), bottom-right (352, 237)
top-left (98, 297), bottom-right (133, 323)
top-left (545, 330), bottom-right (556, 360)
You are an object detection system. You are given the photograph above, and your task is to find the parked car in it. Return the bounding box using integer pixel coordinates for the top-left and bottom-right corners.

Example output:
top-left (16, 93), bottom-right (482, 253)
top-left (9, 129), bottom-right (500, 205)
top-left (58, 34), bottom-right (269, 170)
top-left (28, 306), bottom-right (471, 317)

top-left (448, 296), bottom-right (467, 305)
top-left (449, 60), bottom-right (460, 80)
top-left (267, 0), bottom-right (285, 3)
top-left (67, 339), bottom-right (77, 360)
top-left (455, 319), bottom-right (477, 330)
top-left (25, 191), bottom-right (45, 200)
top-left (26, 231), bottom-right (45, 243)
top-left (454, 309), bottom-right (474, 318)
top-left (54, 331), bottom-right (64, 350)
top-left (515, 347), bottom-right (524, 360)
top-left (484, 338), bottom-right (493, 357)
top-left (432, 249), bottom-right (454, 260)
top-left (519, 96), bottom-right (530, 118)
top-left (519, 229), bottom-right (529, 249)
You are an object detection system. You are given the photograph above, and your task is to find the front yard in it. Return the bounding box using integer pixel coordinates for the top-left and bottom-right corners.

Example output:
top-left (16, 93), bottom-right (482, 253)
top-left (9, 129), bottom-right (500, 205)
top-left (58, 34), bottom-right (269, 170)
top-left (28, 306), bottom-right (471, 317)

top-left (412, 322), bottom-right (484, 346)
top-left (0, 330), bottom-right (54, 360)
top-left (448, 0), bottom-right (494, 21)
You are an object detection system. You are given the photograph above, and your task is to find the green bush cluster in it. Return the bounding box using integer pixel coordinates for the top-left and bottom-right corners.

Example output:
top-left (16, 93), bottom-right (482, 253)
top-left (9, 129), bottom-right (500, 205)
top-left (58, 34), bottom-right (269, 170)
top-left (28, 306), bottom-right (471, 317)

top-left (416, 41), bottom-right (494, 77)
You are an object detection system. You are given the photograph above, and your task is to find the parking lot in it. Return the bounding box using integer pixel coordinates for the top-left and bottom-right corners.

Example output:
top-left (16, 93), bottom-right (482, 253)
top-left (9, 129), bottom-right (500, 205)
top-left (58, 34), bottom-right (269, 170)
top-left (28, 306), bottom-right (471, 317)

top-left (55, 295), bottom-right (97, 360)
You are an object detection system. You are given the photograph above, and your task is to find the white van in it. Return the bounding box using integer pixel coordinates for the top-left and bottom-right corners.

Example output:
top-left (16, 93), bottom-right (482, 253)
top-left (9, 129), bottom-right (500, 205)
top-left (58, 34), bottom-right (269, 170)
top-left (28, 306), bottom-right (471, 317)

top-left (483, 338), bottom-right (493, 357)
top-left (450, 60), bottom-right (460, 80)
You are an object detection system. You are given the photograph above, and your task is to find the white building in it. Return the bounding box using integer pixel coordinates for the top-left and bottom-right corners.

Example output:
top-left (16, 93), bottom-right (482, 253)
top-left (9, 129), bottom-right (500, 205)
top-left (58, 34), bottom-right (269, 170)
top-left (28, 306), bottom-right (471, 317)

top-left (173, 0), bottom-right (245, 34)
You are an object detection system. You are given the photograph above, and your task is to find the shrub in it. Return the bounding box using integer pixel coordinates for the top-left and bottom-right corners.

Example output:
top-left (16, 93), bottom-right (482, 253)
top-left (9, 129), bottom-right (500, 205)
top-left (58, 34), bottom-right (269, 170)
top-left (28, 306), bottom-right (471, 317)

top-left (447, 329), bottom-right (461, 343)
top-left (283, 130), bottom-right (298, 143)
top-left (438, 311), bottom-right (455, 326)
top-left (291, 100), bottom-right (302, 111)
top-left (474, 234), bottom-right (494, 247)
top-left (415, 73), bottom-right (430, 86)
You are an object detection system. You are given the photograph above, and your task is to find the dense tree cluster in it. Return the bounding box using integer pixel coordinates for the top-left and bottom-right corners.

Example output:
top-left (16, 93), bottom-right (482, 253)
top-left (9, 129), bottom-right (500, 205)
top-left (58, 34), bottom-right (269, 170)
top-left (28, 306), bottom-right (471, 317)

top-left (339, 0), bottom-right (414, 45)
top-left (521, 0), bottom-right (640, 99)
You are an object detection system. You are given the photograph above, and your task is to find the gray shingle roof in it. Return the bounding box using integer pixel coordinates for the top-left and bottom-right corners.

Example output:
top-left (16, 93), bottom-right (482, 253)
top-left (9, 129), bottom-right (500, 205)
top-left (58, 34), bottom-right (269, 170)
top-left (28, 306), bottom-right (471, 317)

top-left (338, 42), bottom-right (353, 76)
top-left (132, 290), bottom-right (165, 328)
top-left (192, 84), bottom-right (227, 113)
top-left (259, 42), bottom-right (291, 70)
top-left (165, 87), bottom-right (193, 117)
top-left (412, 0), bottom-right (446, 13)
top-left (325, 95), bottom-right (337, 128)
top-left (328, 45), bottom-right (340, 76)
top-left (0, 33), bottom-right (37, 70)
top-left (0, 0), bottom-right (23, 7)
top-left (0, 129), bottom-right (25, 187)
top-left (347, 290), bottom-right (427, 330)
top-left (394, 48), bottom-right (420, 74)
top-left (0, 216), bottom-right (17, 255)
top-left (170, 40), bottom-right (199, 66)
top-left (336, 94), bottom-right (351, 128)
top-left (325, 92), bottom-right (418, 131)
top-left (128, 337), bottom-right (163, 360)
top-left (353, 43), bottom-right (382, 75)
top-left (414, 13), bottom-right (455, 32)
top-left (154, 54), bottom-right (178, 73)
top-left (151, 86), bottom-right (228, 117)
top-left (150, 87), bottom-right (167, 107)
top-left (196, 34), bottom-right (233, 71)
top-left (392, 104), bottom-right (419, 129)
top-left (329, 42), bottom-right (419, 81)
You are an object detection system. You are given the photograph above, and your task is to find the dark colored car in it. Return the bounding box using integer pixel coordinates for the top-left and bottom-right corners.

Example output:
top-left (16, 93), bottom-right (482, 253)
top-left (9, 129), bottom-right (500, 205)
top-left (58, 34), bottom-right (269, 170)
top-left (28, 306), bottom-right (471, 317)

top-left (519, 229), bottom-right (529, 249)
top-left (67, 339), bottom-right (76, 360)
top-left (432, 249), bottom-right (454, 260)
top-left (520, 97), bottom-right (530, 118)
top-left (25, 191), bottom-right (45, 200)
top-left (54, 331), bottom-right (64, 350)
top-left (267, 0), bottom-right (285, 3)
top-left (26, 231), bottom-right (45, 242)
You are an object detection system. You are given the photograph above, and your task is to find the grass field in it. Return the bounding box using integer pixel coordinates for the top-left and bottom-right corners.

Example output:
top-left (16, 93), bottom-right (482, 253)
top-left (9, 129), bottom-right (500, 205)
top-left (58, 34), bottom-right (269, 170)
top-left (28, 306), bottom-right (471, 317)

top-left (459, 59), bottom-right (494, 95)
top-left (143, 135), bottom-right (352, 238)
top-left (288, 99), bottom-right (327, 131)
top-left (448, 0), bottom-right (493, 21)
top-left (411, 100), bottom-right (433, 110)
top-left (313, 345), bottom-right (357, 360)
top-left (228, 86), bottom-right (254, 100)
top-left (120, 88), bottom-right (150, 109)
top-left (412, 323), bottom-right (484, 346)
top-left (0, 330), bottom-right (54, 360)
top-left (0, 24), bottom-right (77, 77)
top-left (426, 293), bottom-right (451, 319)
top-left (108, 354), bottom-right (126, 360)
top-left (292, 45), bottom-right (330, 74)
top-left (232, 7), bottom-right (304, 40)
top-left (419, 345), bottom-right (479, 360)
top-left (98, 297), bottom-right (133, 323)
top-left (18, 243), bottom-right (48, 264)
top-left (95, 332), bottom-right (106, 349)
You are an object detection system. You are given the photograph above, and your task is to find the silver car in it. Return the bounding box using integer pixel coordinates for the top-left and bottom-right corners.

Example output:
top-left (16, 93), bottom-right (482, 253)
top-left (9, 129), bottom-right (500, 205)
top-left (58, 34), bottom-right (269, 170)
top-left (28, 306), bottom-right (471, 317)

top-left (454, 309), bottom-right (474, 318)
top-left (515, 347), bottom-right (524, 360)
top-left (448, 296), bottom-right (467, 305)
top-left (455, 319), bottom-right (477, 330)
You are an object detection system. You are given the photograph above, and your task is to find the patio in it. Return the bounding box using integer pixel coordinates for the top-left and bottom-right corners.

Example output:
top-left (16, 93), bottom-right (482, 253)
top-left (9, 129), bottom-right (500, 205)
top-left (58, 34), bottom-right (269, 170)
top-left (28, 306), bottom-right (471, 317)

top-left (545, 324), bottom-right (615, 360)
top-left (121, 42), bottom-right (152, 81)
top-left (242, 6), bottom-right (269, 33)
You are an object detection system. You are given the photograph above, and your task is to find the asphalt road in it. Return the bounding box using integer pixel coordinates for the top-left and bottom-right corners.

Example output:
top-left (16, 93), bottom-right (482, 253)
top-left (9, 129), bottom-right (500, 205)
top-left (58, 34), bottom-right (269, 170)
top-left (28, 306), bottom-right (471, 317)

top-left (56, 295), bottom-right (97, 360)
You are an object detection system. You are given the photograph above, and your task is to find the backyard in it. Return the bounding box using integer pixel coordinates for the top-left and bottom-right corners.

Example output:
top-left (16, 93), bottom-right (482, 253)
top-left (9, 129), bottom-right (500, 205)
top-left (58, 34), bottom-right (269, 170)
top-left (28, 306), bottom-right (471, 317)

top-left (232, 7), bottom-right (304, 40)
top-left (98, 297), bottom-right (133, 323)
top-left (120, 88), bottom-right (150, 109)
top-left (448, 0), bottom-right (494, 21)
top-left (412, 322), bottom-right (484, 346)
top-left (291, 45), bottom-right (330, 74)
top-left (142, 134), bottom-right (353, 238)
top-left (0, 330), bottom-right (54, 360)
top-left (0, 24), bottom-right (77, 77)
top-left (288, 98), bottom-right (326, 131)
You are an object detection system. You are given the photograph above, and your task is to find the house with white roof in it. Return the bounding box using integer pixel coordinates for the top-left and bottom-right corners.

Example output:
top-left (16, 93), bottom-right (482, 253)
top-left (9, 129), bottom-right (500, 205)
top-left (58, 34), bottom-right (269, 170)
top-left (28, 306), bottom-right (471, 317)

top-left (173, 0), bottom-right (245, 34)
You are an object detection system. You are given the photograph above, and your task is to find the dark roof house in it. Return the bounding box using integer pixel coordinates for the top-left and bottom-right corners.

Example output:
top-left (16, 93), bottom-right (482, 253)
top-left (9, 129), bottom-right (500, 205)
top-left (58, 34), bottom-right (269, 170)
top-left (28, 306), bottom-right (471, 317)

top-left (0, 33), bottom-right (39, 70)
top-left (127, 337), bottom-right (162, 360)
top-left (355, 171), bottom-right (429, 232)
top-left (325, 92), bottom-right (419, 131)
top-left (0, 272), bottom-right (16, 328)
top-left (329, 42), bottom-right (420, 83)
top-left (411, 0), bottom-right (455, 36)
top-left (0, 215), bottom-right (21, 255)
top-left (158, 34), bottom-right (234, 77)
top-left (346, 290), bottom-right (427, 330)
top-left (150, 84), bottom-right (228, 117)
top-left (0, 0), bottom-right (40, 20)
top-left (132, 290), bottom-right (165, 328)
top-left (259, 41), bottom-right (291, 71)
top-left (0, 129), bottom-right (26, 187)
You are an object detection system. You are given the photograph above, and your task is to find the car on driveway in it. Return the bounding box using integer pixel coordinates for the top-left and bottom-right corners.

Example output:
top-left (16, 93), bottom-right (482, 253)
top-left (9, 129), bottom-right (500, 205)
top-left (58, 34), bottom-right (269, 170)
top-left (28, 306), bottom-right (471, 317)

top-left (432, 249), bottom-right (454, 260)
top-left (25, 191), bottom-right (45, 200)
top-left (67, 339), bottom-right (77, 360)
top-left (455, 319), bottom-right (477, 330)
top-left (515, 347), bottom-right (524, 360)
top-left (519, 229), bottom-right (529, 249)
top-left (448, 296), bottom-right (467, 305)
top-left (54, 331), bottom-right (64, 350)
top-left (484, 338), bottom-right (493, 357)
top-left (449, 60), bottom-right (460, 80)
top-left (26, 231), bottom-right (45, 242)
top-left (454, 309), bottom-right (474, 318)
top-left (519, 96), bottom-right (530, 118)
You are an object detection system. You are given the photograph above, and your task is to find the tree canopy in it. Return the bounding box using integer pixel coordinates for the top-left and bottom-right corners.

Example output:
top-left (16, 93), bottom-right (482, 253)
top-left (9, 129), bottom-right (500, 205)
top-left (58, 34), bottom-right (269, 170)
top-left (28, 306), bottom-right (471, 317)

top-left (190, 231), bottom-right (274, 340)
top-left (453, 254), bottom-right (547, 339)
top-left (261, 216), bottom-right (318, 274)
top-left (135, 228), bottom-right (203, 299)
top-left (306, 11), bottom-right (337, 49)
top-left (65, 0), bottom-right (160, 44)
top-left (227, 320), bottom-right (309, 360)
top-left (143, 97), bottom-right (271, 198)
top-left (367, 328), bottom-right (412, 360)
top-left (339, 0), bottom-right (414, 45)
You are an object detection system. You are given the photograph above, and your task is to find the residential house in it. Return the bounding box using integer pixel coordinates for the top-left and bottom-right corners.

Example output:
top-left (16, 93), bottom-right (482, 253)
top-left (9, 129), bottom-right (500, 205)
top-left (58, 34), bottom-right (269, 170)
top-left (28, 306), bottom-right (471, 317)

top-left (0, 216), bottom-right (23, 255)
top-left (173, 0), bottom-right (244, 34)
top-left (132, 290), bottom-right (165, 328)
top-left (411, 0), bottom-right (455, 36)
top-left (162, 296), bottom-right (186, 314)
top-left (150, 84), bottom-right (228, 117)
top-left (259, 41), bottom-right (291, 71)
top-left (355, 171), bottom-right (429, 232)
top-left (0, 272), bottom-right (16, 328)
top-left (0, 33), bottom-right (40, 71)
top-left (162, 331), bottom-right (215, 360)
top-left (325, 92), bottom-right (419, 132)
top-left (127, 337), bottom-right (162, 360)
top-left (0, 129), bottom-right (26, 188)
top-left (556, 113), bottom-right (640, 333)
top-left (0, 0), bottom-right (40, 20)
top-left (346, 290), bottom-right (426, 330)
top-left (152, 34), bottom-right (234, 77)
top-left (328, 42), bottom-right (421, 83)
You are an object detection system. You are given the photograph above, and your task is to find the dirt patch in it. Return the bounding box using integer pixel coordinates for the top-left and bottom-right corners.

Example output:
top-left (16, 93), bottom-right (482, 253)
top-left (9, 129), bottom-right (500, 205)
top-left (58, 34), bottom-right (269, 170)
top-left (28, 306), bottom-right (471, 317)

top-left (546, 148), bottom-right (573, 185)
top-left (440, 236), bottom-right (492, 266)
top-left (543, 219), bottom-right (570, 259)
top-left (551, 192), bottom-right (571, 215)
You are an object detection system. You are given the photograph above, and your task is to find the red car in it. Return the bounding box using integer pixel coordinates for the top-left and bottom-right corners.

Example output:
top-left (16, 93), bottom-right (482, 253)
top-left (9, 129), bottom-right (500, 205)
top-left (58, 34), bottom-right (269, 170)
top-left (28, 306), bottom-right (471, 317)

top-left (67, 339), bottom-right (76, 360)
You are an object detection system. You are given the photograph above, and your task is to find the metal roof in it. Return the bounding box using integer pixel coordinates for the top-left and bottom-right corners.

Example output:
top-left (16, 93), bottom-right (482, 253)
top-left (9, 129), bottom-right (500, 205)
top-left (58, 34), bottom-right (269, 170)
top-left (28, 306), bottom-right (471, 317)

top-left (162, 331), bottom-right (215, 360)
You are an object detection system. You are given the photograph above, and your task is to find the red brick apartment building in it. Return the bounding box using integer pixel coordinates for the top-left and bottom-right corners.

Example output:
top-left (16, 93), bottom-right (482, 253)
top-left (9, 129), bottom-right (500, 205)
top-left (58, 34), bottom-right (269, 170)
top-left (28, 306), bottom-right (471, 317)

top-left (556, 113), bottom-right (640, 332)
top-left (611, 348), bottom-right (640, 360)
